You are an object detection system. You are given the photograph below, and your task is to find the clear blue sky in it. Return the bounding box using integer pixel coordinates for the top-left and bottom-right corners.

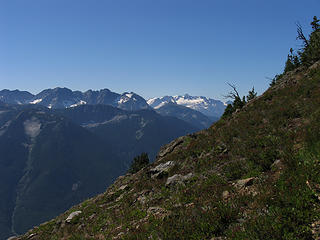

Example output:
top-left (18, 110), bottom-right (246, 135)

top-left (1, 0), bottom-right (319, 100)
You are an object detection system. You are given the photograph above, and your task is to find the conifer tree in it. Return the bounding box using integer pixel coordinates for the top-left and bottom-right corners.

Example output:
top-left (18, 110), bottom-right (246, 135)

top-left (298, 16), bottom-right (320, 66)
top-left (128, 152), bottom-right (149, 174)
top-left (246, 87), bottom-right (257, 102)
top-left (284, 48), bottom-right (297, 73)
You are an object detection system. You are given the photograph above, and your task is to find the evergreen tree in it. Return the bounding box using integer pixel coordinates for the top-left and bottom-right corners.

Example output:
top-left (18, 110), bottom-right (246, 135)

top-left (311, 16), bottom-right (320, 31)
top-left (298, 16), bottom-right (320, 66)
top-left (284, 48), bottom-right (296, 72)
top-left (246, 87), bottom-right (257, 102)
top-left (284, 48), bottom-right (300, 73)
top-left (128, 152), bottom-right (149, 174)
top-left (222, 104), bottom-right (234, 117)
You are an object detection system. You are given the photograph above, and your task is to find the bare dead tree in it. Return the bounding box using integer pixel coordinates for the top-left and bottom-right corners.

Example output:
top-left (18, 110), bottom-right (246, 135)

top-left (224, 83), bottom-right (241, 100)
top-left (296, 22), bottom-right (309, 48)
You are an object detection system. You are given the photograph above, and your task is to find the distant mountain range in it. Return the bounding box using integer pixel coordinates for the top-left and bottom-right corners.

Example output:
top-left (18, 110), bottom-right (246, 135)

top-left (0, 88), bottom-right (227, 130)
top-left (0, 88), bottom-right (149, 111)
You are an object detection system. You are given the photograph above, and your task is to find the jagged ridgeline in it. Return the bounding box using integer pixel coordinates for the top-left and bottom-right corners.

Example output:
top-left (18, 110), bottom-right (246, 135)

top-left (15, 17), bottom-right (320, 240)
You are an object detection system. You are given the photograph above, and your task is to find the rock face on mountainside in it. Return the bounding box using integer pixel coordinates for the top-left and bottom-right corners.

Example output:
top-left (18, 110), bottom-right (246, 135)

top-left (15, 62), bottom-right (320, 239)
top-left (0, 90), bottom-right (34, 105)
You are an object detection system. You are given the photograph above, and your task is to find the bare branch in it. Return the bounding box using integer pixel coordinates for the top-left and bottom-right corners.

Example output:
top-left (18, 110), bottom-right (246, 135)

top-left (223, 83), bottom-right (241, 100)
top-left (296, 22), bottom-right (309, 48)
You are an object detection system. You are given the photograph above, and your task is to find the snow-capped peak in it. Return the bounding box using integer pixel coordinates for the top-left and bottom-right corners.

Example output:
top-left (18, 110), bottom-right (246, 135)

top-left (118, 92), bottom-right (136, 104)
top-left (147, 94), bottom-right (226, 118)
top-left (125, 93), bottom-right (133, 98)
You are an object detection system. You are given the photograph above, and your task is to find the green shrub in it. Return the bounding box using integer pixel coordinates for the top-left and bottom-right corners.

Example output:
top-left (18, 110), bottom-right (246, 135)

top-left (128, 152), bottom-right (149, 174)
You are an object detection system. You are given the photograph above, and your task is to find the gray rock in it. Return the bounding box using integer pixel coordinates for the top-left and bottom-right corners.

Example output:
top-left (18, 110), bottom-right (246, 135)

top-left (27, 234), bottom-right (36, 239)
top-left (234, 177), bottom-right (254, 189)
top-left (7, 237), bottom-right (19, 240)
top-left (119, 184), bottom-right (129, 191)
top-left (166, 173), bottom-right (193, 186)
top-left (157, 137), bottom-right (184, 158)
top-left (149, 161), bottom-right (175, 179)
top-left (222, 190), bottom-right (230, 199)
top-left (66, 210), bottom-right (82, 223)
top-left (271, 159), bottom-right (282, 169)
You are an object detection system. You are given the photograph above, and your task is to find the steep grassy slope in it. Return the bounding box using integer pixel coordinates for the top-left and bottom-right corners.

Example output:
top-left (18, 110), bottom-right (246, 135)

top-left (18, 61), bottom-right (320, 239)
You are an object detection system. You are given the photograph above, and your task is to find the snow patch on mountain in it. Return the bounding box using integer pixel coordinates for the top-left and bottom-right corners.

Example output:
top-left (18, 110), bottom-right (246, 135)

top-left (70, 100), bottom-right (87, 108)
top-left (125, 93), bottom-right (133, 98)
top-left (153, 102), bottom-right (166, 109)
top-left (117, 92), bottom-right (140, 104)
top-left (30, 99), bottom-right (43, 104)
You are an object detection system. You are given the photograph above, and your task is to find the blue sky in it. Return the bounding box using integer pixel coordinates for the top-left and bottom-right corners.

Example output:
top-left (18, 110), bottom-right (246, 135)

top-left (1, 0), bottom-right (319, 100)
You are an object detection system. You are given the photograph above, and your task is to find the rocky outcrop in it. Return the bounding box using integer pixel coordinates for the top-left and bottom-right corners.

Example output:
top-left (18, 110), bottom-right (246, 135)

top-left (234, 177), bottom-right (255, 189)
top-left (157, 137), bottom-right (185, 159)
top-left (149, 161), bottom-right (175, 179)
top-left (166, 173), bottom-right (193, 187)
top-left (65, 211), bottom-right (82, 223)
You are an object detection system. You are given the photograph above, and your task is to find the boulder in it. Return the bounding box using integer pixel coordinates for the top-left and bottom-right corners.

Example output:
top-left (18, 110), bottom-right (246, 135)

top-left (27, 234), bottom-right (36, 239)
top-left (166, 173), bottom-right (193, 186)
top-left (234, 177), bottom-right (254, 189)
top-left (66, 210), bottom-right (82, 223)
top-left (149, 161), bottom-right (175, 179)
top-left (7, 237), bottom-right (19, 240)
top-left (118, 184), bottom-right (129, 191)
top-left (222, 190), bottom-right (230, 200)
top-left (271, 159), bottom-right (282, 170)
